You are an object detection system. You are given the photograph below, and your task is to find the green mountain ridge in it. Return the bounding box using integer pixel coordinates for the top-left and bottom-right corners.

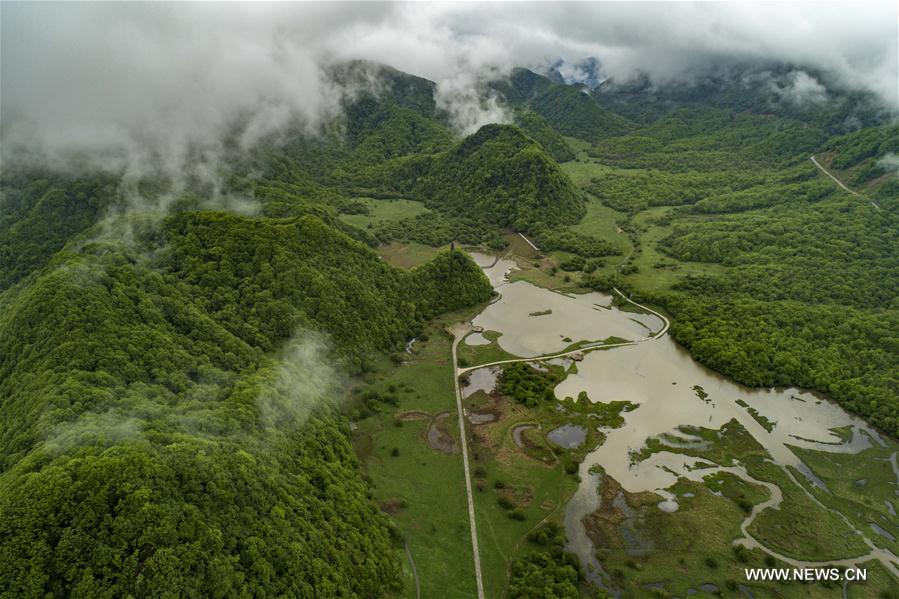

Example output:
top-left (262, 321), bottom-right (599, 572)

top-left (0, 205), bottom-right (492, 596)
top-left (348, 123), bottom-right (585, 230)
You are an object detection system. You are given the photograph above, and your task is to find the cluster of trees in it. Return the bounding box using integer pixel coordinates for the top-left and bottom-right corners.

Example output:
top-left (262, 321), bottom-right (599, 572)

top-left (507, 522), bottom-right (588, 599)
top-left (513, 108), bottom-right (576, 162)
top-left (0, 172), bottom-right (117, 290)
top-left (662, 197), bottom-right (898, 308)
top-left (534, 225), bottom-right (619, 258)
top-left (507, 551), bottom-right (582, 598)
top-left (0, 246), bottom-right (406, 596)
top-left (689, 177), bottom-right (834, 214)
top-left (825, 124), bottom-right (899, 171)
top-left (587, 168), bottom-right (764, 213)
top-left (528, 83), bottom-right (634, 141)
top-left (488, 67), bottom-right (633, 143)
top-left (498, 363), bottom-right (562, 407)
top-left (586, 108), bottom-right (823, 172)
top-left (163, 211), bottom-right (492, 365)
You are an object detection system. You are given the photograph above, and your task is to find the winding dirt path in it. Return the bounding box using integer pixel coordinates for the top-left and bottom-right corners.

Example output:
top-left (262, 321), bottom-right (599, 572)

top-left (404, 541), bottom-right (421, 599)
top-left (810, 155), bottom-right (881, 211)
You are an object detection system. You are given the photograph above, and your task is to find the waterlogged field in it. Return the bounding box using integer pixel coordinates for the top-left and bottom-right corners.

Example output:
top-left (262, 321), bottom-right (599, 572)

top-left (353, 244), bottom-right (897, 597)
top-left (466, 251), bottom-right (897, 597)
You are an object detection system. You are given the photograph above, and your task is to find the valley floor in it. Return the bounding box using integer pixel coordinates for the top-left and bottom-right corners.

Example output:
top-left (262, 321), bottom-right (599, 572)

top-left (349, 146), bottom-right (898, 598)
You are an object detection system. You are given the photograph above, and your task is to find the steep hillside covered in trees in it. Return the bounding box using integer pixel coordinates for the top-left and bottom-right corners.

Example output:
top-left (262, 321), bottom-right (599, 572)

top-left (349, 123), bottom-right (584, 230)
top-left (0, 199), bottom-right (492, 596)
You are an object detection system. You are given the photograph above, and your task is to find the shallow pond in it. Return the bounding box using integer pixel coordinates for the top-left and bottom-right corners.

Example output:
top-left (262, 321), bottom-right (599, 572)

top-left (555, 338), bottom-right (882, 493)
top-left (472, 281), bottom-right (662, 357)
top-left (464, 332), bottom-right (490, 346)
top-left (547, 424), bottom-right (587, 449)
top-left (461, 366), bottom-right (499, 399)
top-left (469, 252), bottom-right (518, 287)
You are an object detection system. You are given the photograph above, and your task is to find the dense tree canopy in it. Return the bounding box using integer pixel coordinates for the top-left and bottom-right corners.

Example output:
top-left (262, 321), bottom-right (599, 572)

top-left (0, 200), bottom-right (491, 596)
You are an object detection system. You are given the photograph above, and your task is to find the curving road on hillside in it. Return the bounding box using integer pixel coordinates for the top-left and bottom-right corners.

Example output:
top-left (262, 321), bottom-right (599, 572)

top-left (810, 155), bottom-right (881, 211)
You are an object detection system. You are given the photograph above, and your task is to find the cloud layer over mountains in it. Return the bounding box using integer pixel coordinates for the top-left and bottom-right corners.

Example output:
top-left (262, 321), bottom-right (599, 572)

top-left (2, 1), bottom-right (896, 171)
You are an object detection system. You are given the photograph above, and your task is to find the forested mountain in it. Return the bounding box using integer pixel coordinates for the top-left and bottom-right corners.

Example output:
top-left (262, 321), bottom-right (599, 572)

top-left (349, 123), bottom-right (584, 230)
top-left (491, 67), bottom-right (635, 141)
top-left (0, 207), bottom-right (492, 596)
top-left (0, 172), bottom-right (118, 290)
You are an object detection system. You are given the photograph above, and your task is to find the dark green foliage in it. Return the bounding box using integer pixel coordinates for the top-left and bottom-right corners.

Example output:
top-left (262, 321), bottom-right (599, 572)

top-left (587, 168), bottom-right (765, 214)
top-left (659, 191), bottom-right (899, 435)
top-left (513, 108), bottom-right (576, 162)
top-left (489, 68), bottom-right (554, 105)
top-left (0, 200), bottom-right (491, 595)
top-left (0, 247), bottom-right (404, 597)
top-left (533, 226), bottom-right (619, 258)
top-left (372, 211), bottom-right (506, 248)
top-left (499, 363), bottom-right (562, 407)
top-left (353, 124), bottom-right (584, 231)
top-left (162, 212), bottom-right (492, 362)
top-left (689, 177), bottom-right (834, 214)
top-left (489, 66), bottom-right (635, 143)
top-left (329, 60), bottom-right (441, 120)
top-left (507, 550), bottom-right (582, 598)
top-left (411, 249), bottom-right (496, 316)
top-left (526, 521), bottom-right (566, 548)
top-left (0, 172), bottom-right (117, 289)
top-left (530, 84), bottom-right (634, 141)
top-left (662, 198), bottom-right (898, 309)
top-left (559, 256), bottom-right (585, 272)
top-left (340, 103), bottom-right (453, 168)
top-left (587, 108), bottom-right (827, 172)
top-left (825, 124), bottom-right (899, 170)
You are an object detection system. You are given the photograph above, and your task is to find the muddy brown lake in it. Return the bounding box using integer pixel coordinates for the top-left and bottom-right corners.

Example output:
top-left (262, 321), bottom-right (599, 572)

top-left (466, 251), bottom-right (898, 585)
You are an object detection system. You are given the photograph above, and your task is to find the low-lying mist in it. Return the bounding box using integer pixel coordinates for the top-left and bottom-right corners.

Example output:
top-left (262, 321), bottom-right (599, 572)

top-left (2, 1), bottom-right (895, 184)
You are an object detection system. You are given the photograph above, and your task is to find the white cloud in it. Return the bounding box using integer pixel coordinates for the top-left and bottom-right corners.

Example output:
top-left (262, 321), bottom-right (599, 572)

top-left (2, 1), bottom-right (896, 174)
top-left (771, 70), bottom-right (829, 106)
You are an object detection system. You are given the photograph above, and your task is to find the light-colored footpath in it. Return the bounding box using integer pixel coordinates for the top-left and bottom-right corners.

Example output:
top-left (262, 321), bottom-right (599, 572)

top-left (810, 155), bottom-right (881, 211)
top-left (450, 323), bottom-right (486, 599)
